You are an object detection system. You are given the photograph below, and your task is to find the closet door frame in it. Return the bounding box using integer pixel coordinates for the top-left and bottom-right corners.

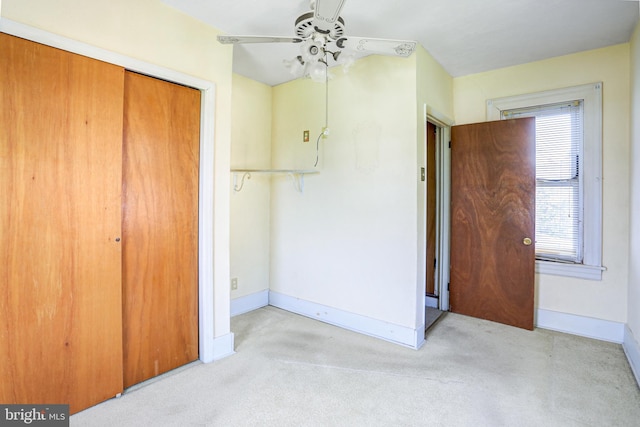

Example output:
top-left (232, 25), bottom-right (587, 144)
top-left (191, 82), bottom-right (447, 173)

top-left (0, 19), bottom-right (227, 363)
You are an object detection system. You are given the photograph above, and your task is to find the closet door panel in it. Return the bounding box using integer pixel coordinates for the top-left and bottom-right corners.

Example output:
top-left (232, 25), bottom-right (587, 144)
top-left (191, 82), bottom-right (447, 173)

top-left (122, 72), bottom-right (200, 388)
top-left (0, 34), bottom-right (125, 413)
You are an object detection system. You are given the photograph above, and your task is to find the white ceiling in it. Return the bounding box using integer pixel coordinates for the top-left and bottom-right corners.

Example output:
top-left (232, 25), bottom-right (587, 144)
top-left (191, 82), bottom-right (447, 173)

top-left (163, 0), bottom-right (639, 86)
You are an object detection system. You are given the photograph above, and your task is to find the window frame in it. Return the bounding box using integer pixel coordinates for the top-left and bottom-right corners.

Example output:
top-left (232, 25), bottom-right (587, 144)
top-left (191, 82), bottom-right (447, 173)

top-left (504, 100), bottom-right (584, 263)
top-left (487, 83), bottom-right (604, 280)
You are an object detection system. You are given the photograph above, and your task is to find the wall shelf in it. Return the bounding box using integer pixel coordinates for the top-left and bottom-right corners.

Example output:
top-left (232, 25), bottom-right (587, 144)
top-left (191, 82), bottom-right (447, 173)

top-left (231, 169), bottom-right (319, 193)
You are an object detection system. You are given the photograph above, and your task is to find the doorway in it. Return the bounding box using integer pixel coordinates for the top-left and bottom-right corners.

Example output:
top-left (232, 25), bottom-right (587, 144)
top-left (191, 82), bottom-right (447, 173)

top-left (423, 115), bottom-right (452, 331)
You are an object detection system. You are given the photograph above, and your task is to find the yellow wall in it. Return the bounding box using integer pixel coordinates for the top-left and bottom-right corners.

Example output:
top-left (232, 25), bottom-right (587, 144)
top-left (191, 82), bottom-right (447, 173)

top-left (231, 74), bottom-right (272, 170)
top-left (415, 45), bottom-right (454, 324)
top-left (230, 74), bottom-right (272, 299)
top-left (454, 44), bottom-right (631, 323)
top-left (231, 48), bottom-right (455, 342)
top-left (2, 0), bottom-right (234, 336)
top-left (271, 77), bottom-right (327, 170)
top-left (416, 45), bottom-right (454, 121)
top-left (629, 20), bottom-right (640, 338)
top-left (270, 55), bottom-right (423, 331)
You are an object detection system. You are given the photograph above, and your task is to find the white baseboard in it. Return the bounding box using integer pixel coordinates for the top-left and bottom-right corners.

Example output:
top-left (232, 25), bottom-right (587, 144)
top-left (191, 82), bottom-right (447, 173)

top-left (536, 308), bottom-right (624, 343)
top-left (210, 332), bottom-right (235, 361)
top-left (623, 325), bottom-right (640, 387)
top-left (269, 291), bottom-right (424, 349)
top-left (231, 290), bottom-right (269, 317)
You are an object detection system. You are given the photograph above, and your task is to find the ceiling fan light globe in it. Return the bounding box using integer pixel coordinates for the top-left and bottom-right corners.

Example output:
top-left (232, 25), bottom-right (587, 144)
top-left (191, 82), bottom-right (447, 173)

top-left (309, 61), bottom-right (327, 83)
top-left (341, 53), bottom-right (356, 73)
top-left (284, 57), bottom-right (305, 76)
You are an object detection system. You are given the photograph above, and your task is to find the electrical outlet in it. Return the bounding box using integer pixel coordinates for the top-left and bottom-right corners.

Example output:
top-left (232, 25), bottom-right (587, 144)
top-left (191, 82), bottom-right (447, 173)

top-left (303, 130), bottom-right (310, 143)
top-left (231, 278), bottom-right (238, 290)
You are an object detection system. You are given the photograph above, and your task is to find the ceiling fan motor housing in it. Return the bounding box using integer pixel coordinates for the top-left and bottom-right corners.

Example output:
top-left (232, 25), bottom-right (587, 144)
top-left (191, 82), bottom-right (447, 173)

top-left (295, 12), bottom-right (345, 41)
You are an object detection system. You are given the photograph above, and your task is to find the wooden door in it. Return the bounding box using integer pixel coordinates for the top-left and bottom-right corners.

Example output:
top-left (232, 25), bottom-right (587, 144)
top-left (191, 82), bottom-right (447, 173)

top-left (426, 122), bottom-right (437, 296)
top-left (0, 34), bottom-right (125, 413)
top-left (122, 72), bottom-right (200, 388)
top-left (450, 118), bottom-right (535, 330)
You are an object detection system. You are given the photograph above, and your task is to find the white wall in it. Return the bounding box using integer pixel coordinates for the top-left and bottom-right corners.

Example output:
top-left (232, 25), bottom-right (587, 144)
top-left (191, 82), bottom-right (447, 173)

top-left (454, 44), bottom-right (631, 325)
top-left (230, 74), bottom-right (272, 301)
top-left (270, 55), bottom-right (422, 343)
top-left (1, 0), bottom-right (234, 341)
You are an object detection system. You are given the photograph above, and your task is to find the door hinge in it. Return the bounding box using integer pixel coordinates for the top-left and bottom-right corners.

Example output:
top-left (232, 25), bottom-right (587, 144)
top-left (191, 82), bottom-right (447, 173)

top-left (449, 140), bottom-right (452, 148)
top-left (447, 282), bottom-right (450, 291)
top-left (434, 258), bottom-right (437, 268)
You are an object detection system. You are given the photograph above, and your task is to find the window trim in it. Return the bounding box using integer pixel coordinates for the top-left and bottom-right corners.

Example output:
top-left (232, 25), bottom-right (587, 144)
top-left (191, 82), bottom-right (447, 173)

top-left (505, 100), bottom-right (585, 263)
top-left (487, 83), bottom-right (604, 280)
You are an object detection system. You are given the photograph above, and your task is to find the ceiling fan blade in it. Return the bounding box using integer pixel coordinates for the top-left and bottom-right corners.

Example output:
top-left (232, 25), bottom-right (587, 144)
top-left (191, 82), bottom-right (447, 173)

top-left (313, 0), bottom-right (347, 32)
top-left (217, 35), bottom-right (302, 45)
top-left (336, 37), bottom-right (417, 58)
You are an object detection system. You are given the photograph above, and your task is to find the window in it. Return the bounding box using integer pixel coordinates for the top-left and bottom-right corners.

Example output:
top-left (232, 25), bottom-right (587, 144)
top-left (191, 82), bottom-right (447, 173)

top-left (487, 83), bottom-right (603, 280)
top-left (503, 101), bottom-right (583, 263)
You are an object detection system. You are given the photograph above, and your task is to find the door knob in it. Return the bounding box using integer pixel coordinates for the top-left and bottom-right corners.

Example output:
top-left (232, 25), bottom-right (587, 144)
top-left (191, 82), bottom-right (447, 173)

top-left (523, 237), bottom-right (532, 246)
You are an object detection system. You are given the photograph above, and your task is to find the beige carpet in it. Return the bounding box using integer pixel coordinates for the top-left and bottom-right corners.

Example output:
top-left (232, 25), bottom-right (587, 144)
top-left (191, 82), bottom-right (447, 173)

top-left (72, 306), bottom-right (640, 426)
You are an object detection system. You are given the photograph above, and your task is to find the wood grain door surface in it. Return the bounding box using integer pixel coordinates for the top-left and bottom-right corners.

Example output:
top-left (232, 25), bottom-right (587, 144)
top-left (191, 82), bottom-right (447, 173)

top-left (0, 34), bottom-right (125, 412)
top-left (122, 72), bottom-right (200, 388)
top-left (426, 121), bottom-right (437, 296)
top-left (450, 118), bottom-right (536, 330)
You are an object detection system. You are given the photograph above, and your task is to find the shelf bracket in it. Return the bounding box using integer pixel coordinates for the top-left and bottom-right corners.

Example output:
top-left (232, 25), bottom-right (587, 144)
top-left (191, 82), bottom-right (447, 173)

top-left (286, 172), bottom-right (305, 193)
top-left (233, 171), bottom-right (252, 192)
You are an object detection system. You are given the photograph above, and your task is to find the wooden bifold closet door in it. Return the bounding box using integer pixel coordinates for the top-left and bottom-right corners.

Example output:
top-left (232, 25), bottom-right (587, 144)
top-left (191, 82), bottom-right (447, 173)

top-left (122, 72), bottom-right (200, 388)
top-left (0, 34), bottom-right (125, 413)
top-left (0, 34), bottom-right (200, 413)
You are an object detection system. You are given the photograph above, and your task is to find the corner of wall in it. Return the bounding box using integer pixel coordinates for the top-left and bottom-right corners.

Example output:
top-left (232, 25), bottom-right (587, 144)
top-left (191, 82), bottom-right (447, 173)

top-left (231, 290), bottom-right (269, 317)
top-left (210, 333), bottom-right (236, 362)
top-left (626, 17), bottom-right (640, 389)
top-left (623, 325), bottom-right (640, 387)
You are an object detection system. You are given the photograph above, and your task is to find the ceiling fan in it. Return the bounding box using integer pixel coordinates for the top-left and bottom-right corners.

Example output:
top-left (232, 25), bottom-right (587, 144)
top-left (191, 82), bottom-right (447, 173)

top-left (217, 0), bottom-right (417, 82)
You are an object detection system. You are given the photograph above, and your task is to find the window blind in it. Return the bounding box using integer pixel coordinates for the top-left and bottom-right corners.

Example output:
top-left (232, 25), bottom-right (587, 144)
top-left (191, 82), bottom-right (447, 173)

top-left (502, 101), bottom-right (584, 263)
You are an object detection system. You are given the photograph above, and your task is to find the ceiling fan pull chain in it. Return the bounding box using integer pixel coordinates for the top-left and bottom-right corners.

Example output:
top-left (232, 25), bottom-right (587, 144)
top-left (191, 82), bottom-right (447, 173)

top-left (315, 69), bottom-right (330, 168)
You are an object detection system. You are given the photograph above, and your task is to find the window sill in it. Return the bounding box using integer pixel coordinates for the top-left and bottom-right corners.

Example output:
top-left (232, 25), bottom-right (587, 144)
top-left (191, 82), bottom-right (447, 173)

top-left (535, 260), bottom-right (605, 281)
